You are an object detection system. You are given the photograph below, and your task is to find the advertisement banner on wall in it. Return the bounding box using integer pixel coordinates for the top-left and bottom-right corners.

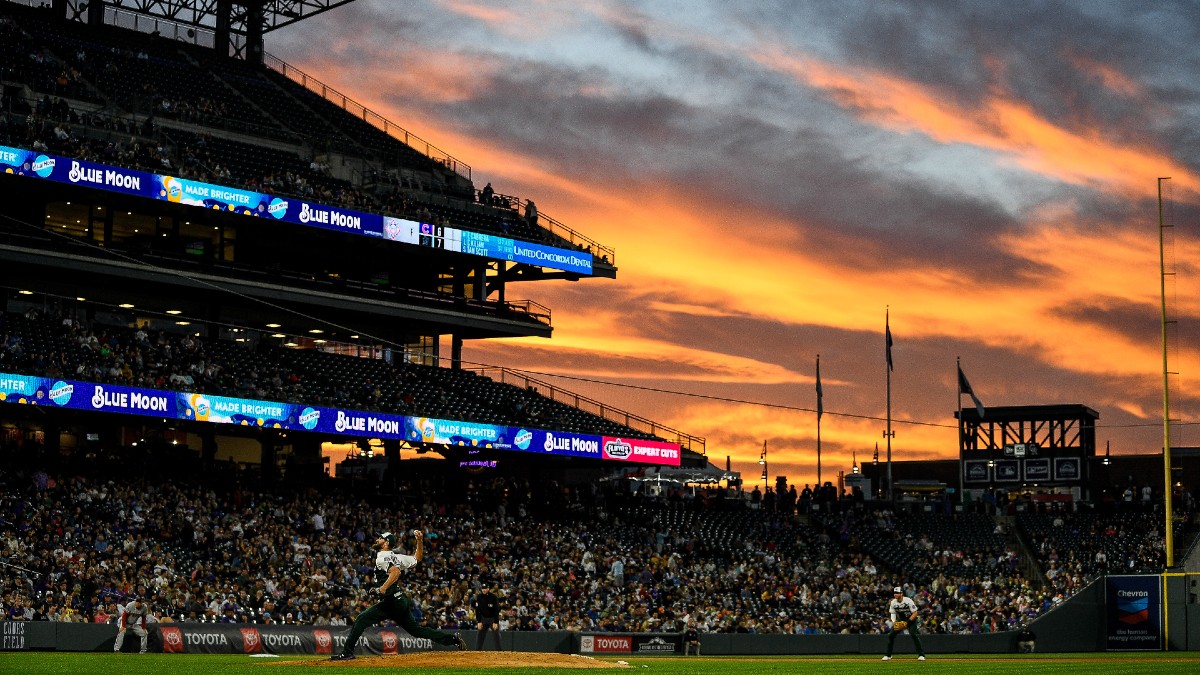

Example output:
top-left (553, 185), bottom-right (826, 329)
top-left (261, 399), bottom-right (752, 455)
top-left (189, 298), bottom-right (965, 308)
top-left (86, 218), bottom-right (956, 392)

top-left (1023, 458), bottom-right (1051, 482)
top-left (150, 624), bottom-right (435, 655)
top-left (601, 437), bottom-right (681, 464)
top-left (579, 633), bottom-right (683, 654)
top-left (963, 459), bottom-right (990, 483)
top-left (1054, 457), bottom-right (1082, 481)
top-left (1105, 575), bottom-right (1163, 651)
top-left (0, 371), bottom-right (680, 466)
top-left (3, 144), bottom-right (592, 274)
top-left (994, 460), bottom-right (1020, 482)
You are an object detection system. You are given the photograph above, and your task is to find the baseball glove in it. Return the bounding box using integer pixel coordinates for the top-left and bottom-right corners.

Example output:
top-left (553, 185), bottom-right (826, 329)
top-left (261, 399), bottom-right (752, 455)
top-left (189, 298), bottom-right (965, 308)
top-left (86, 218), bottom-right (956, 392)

top-left (893, 620), bottom-right (908, 632)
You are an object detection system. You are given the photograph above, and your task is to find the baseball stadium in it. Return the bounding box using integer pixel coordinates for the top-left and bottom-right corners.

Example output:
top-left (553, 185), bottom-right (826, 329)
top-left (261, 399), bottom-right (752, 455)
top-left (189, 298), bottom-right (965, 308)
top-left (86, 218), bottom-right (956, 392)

top-left (1, 1), bottom-right (1199, 673)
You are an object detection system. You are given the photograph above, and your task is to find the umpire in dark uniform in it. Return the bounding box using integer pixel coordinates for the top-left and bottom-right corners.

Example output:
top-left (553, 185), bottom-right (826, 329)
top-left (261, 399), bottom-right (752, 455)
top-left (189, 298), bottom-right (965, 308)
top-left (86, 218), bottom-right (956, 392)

top-left (472, 584), bottom-right (502, 651)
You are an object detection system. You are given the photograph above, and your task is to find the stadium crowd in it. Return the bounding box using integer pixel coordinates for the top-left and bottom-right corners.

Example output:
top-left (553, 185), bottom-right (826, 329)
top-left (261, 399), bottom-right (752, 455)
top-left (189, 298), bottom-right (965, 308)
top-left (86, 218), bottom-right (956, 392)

top-left (0, 305), bottom-right (650, 439)
top-left (1, 91), bottom-right (553, 249)
top-left (1, 445), bottom-right (1180, 637)
top-left (0, 5), bottom-right (1190, 642)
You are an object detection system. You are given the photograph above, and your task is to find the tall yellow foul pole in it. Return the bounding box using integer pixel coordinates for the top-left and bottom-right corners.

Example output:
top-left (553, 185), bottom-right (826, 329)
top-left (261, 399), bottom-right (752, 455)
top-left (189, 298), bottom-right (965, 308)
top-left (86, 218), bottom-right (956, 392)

top-left (1158, 177), bottom-right (1175, 569)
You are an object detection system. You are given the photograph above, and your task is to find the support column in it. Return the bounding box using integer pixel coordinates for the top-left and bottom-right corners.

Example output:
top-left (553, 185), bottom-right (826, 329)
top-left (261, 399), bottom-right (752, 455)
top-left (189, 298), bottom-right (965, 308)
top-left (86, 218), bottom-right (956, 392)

top-left (200, 426), bottom-right (218, 475)
top-left (260, 431), bottom-right (277, 487)
top-left (451, 334), bottom-right (463, 371)
top-left (384, 439), bottom-right (401, 491)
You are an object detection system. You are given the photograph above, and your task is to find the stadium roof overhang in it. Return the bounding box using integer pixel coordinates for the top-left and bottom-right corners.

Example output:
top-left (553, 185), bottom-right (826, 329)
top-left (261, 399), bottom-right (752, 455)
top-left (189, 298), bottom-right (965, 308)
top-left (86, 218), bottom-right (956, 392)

top-left (96, 0), bottom-right (359, 33)
top-left (0, 243), bottom-right (551, 341)
top-left (52, 0), bottom-right (360, 61)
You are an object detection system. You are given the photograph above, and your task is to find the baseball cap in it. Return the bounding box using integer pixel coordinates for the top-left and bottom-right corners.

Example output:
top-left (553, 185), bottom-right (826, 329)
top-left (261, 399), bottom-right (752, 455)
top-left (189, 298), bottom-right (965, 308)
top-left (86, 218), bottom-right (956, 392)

top-left (378, 532), bottom-right (397, 546)
top-left (893, 587), bottom-right (903, 593)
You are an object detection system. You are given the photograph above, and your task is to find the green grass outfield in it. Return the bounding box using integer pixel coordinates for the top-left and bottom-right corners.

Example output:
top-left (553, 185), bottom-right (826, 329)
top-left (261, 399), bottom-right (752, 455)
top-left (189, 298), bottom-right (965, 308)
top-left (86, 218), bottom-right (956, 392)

top-left (2, 653), bottom-right (1200, 675)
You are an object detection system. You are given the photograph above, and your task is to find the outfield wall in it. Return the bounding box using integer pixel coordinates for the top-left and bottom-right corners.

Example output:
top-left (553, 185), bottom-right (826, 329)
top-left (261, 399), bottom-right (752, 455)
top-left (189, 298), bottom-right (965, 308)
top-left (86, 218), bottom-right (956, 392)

top-left (3, 575), bottom-right (1197, 655)
top-left (0, 622), bottom-right (1039, 655)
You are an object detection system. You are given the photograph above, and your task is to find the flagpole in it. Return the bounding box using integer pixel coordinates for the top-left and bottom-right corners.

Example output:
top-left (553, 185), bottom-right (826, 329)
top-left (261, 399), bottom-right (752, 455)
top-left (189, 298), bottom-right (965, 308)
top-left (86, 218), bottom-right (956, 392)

top-left (885, 308), bottom-right (894, 502)
top-left (956, 357), bottom-right (964, 508)
top-left (816, 354), bottom-right (822, 487)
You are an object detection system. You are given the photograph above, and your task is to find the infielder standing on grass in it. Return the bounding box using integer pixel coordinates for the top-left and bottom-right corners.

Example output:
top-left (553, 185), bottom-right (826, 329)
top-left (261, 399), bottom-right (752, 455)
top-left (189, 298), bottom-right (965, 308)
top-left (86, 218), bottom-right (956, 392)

top-left (330, 530), bottom-right (466, 661)
top-left (113, 596), bottom-right (150, 654)
top-left (882, 586), bottom-right (926, 661)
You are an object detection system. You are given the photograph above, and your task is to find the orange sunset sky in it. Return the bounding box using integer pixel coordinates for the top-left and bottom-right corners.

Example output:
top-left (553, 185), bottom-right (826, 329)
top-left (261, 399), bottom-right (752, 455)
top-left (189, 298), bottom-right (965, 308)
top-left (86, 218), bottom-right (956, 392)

top-left (269, 1), bottom-right (1200, 488)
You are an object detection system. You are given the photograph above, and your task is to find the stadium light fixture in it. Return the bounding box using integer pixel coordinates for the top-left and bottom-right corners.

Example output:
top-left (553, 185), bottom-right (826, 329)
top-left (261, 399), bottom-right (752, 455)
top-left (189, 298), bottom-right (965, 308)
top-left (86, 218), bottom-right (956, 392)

top-left (119, 303), bottom-right (135, 308)
top-left (309, 329), bottom-right (324, 334)
top-left (166, 310), bottom-right (182, 315)
top-left (176, 321), bottom-right (190, 326)
top-left (18, 290), bottom-right (32, 295)
top-left (266, 323), bottom-right (281, 328)
top-left (76, 297), bottom-right (85, 301)
top-left (271, 333), bottom-right (286, 339)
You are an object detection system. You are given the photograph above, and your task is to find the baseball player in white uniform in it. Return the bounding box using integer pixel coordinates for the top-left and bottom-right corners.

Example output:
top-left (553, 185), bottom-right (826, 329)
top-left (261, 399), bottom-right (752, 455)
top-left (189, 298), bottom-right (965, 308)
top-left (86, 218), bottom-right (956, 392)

top-left (330, 530), bottom-right (465, 660)
top-left (882, 586), bottom-right (926, 660)
top-left (113, 596), bottom-right (150, 654)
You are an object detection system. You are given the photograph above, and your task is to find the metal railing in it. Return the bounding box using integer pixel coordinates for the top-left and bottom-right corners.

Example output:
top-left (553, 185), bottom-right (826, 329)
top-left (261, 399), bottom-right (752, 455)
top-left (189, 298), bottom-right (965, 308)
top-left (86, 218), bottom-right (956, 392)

top-left (478, 190), bottom-right (616, 267)
top-left (263, 55), bottom-right (616, 267)
top-left (468, 366), bottom-right (705, 454)
top-left (264, 53), bottom-right (471, 182)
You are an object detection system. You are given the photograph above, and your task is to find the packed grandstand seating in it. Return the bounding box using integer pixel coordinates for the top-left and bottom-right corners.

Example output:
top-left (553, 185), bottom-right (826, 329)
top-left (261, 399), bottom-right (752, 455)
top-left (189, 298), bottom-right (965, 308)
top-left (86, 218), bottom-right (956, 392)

top-left (816, 510), bottom-right (1023, 583)
top-left (0, 4), bottom-right (591, 256)
top-left (1, 2), bottom-right (1195, 644)
top-left (1, 453), bottom-right (1187, 635)
top-left (0, 306), bottom-right (661, 440)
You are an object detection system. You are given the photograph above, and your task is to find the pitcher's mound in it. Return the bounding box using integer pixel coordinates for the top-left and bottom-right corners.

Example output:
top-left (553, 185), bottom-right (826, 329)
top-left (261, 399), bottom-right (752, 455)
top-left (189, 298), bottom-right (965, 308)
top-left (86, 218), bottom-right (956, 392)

top-left (284, 651), bottom-right (631, 668)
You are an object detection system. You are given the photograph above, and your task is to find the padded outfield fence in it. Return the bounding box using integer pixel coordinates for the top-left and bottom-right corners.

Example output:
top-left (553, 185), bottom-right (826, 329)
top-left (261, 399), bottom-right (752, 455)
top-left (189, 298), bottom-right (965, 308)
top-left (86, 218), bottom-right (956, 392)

top-left (4, 574), bottom-right (1200, 655)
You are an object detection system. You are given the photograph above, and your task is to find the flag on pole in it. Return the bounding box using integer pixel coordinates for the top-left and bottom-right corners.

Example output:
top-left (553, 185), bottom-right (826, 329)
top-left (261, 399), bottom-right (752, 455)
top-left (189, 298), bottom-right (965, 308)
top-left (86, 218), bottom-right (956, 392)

top-left (958, 364), bottom-right (985, 418)
top-left (816, 355), bottom-right (823, 420)
top-left (885, 314), bottom-right (894, 371)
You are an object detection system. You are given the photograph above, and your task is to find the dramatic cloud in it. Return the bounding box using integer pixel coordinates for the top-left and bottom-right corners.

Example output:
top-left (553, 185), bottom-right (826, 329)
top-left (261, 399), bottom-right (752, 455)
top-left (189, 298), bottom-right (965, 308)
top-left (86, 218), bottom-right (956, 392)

top-left (274, 1), bottom-right (1200, 485)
